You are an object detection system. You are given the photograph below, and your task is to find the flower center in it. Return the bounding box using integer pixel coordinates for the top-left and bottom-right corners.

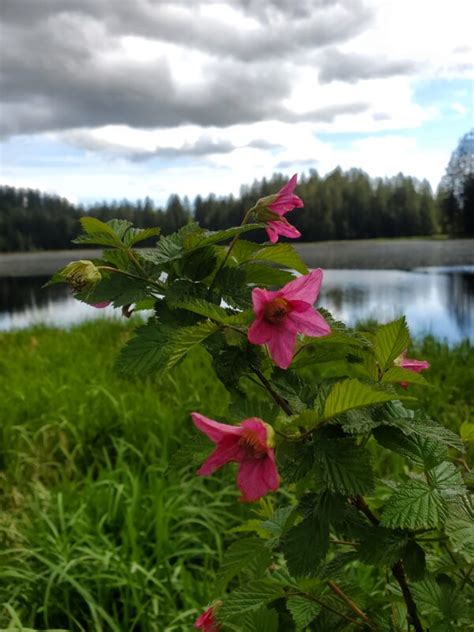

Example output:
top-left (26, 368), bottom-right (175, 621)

top-left (238, 428), bottom-right (267, 458)
top-left (263, 297), bottom-right (290, 324)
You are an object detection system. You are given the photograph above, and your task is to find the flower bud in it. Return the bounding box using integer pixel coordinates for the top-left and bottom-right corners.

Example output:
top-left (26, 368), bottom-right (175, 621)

top-left (61, 260), bottom-right (102, 291)
top-left (263, 422), bottom-right (276, 448)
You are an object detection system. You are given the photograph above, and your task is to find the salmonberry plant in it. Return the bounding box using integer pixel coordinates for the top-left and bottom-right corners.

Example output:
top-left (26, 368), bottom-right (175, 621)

top-left (53, 176), bottom-right (473, 631)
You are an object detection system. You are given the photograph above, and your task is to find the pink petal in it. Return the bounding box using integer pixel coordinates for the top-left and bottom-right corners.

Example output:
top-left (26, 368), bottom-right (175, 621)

top-left (240, 418), bottom-right (268, 443)
top-left (287, 307), bottom-right (331, 338)
top-left (282, 269), bottom-right (323, 304)
top-left (276, 173), bottom-right (298, 197)
top-left (266, 220), bottom-right (301, 239)
top-left (251, 287), bottom-right (277, 314)
top-left (267, 327), bottom-right (297, 369)
top-left (400, 358), bottom-right (430, 373)
top-left (248, 316), bottom-right (275, 344)
top-left (197, 435), bottom-right (245, 476)
top-left (93, 301), bottom-right (111, 308)
top-left (268, 194), bottom-right (304, 215)
top-left (191, 412), bottom-right (242, 443)
top-left (265, 223), bottom-right (280, 243)
top-left (237, 453), bottom-right (280, 502)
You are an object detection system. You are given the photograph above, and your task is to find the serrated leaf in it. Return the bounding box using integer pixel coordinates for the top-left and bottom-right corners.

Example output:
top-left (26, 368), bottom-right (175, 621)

top-left (217, 537), bottom-right (272, 590)
top-left (74, 217), bottom-right (131, 248)
top-left (172, 298), bottom-right (230, 323)
top-left (381, 414), bottom-right (464, 453)
top-left (374, 427), bottom-right (448, 469)
top-left (314, 439), bottom-right (374, 496)
top-left (381, 480), bottom-right (447, 529)
top-left (261, 506), bottom-right (294, 538)
top-left (116, 322), bottom-right (170, 374)
top-left (412, 576), bottom-right (470, 625)
top-left (166, 321), bottom-right (220, 370)
top-left (323, 379), bottom-right (402, 418)
top-left (357, 526), bottom-right (408, 566)
top-left (282, 514), bottom-right (329, 577)
top-left (123, 225), bottom-right (161, 246)
top-left (75, 272), bottom-right (148, 307)
top-left (445, 509), bottom-right (474, 562)
top-left (402, 540), bottom-right (426, 581)
top-left (381, 366), bottom-right (429, 386)
top-left (244, 263), bottom-right (295, 287)
top-left (182, 247), bottom-right (217, 280)
top-left (218, 579), bottom-right (284, 619)
top-left (240, 607), bottom-right (279, 632)
top-left (251, 243), bottom-right (309, 274)
top-left (287, 596), bottom-right (320, 631)
top-left (374, 317), bottom-right (410, 371)
top-left (196, 223), bottom-right (263, 248)
top-left (428, 462), bottom-right (466, 499)
top-left (276, 440), bottom-right (315, 484)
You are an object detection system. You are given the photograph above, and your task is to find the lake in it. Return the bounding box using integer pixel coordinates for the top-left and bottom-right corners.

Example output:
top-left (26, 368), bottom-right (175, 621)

top-left (1, 266), bottom-right (473, 343)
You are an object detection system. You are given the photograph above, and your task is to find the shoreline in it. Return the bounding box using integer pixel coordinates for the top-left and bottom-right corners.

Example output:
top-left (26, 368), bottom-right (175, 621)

top-left (1, 238), bottom-right (474, 277)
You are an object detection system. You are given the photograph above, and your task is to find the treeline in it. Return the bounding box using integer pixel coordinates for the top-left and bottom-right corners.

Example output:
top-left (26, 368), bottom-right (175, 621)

top-left (0, 168), bottom-right (472, 252)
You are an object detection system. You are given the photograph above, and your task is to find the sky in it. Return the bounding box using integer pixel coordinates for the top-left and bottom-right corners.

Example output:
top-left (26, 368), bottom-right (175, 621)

top-left (0, 0), bottom-right (473, 206)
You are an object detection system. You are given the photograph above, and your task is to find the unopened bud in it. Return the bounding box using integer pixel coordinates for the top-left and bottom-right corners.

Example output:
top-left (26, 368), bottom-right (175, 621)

top-left (61, 260), bottom-right (102, 291)
top-left (263, 422), bottom-right (276, 448)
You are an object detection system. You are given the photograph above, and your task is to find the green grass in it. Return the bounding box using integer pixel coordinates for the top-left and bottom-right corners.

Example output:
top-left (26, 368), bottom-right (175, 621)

top-left (0, 321), bottom-right (472, 631)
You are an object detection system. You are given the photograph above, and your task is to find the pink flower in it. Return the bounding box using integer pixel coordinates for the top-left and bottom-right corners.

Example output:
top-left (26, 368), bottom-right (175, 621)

top-left (395, 350), bottom-right (430, 388)
top-left (191, 413), bottom-right (279, 503)
top-left (257, 174), bottom-right (303, 244)
top-left (92, 301), bottom-right (111, 308)
top-left (248, 269), bottom-right (331, 369)
top-left (194, 605), bottom-right (221, 632)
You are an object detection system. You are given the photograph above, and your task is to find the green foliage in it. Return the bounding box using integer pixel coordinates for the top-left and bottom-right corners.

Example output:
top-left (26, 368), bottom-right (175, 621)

top-left (16, 198), bottom-right (471, 631)
top-left (374, 316), bottom-right (410, 371)
top-left (381, 480), bottom-right (447, 529)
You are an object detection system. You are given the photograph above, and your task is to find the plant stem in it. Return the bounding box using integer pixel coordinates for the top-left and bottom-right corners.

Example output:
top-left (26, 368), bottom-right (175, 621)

top-left (285, 590), bottom-right (369, 629)
top-left (208, 206), bottom-right (256, 290)
top-left (253, 367), bottom-right (293, 416)
top-left (327, 580), bottom-right (373, 627)
top-left (353, 496), bottom-right (425, 632)
top-left (99, 265), bottom-right (166, 292)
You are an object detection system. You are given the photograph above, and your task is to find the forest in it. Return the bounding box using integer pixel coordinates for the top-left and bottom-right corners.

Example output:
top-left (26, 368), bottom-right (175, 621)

top-left (0, 167), bottom-right (473, 252)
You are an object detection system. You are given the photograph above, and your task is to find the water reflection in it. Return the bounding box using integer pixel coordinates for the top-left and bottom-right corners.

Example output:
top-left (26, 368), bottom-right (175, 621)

top-left (319, 268), bottom-right (474, 343)
top-left (1, 267), bottom-right (473, 343)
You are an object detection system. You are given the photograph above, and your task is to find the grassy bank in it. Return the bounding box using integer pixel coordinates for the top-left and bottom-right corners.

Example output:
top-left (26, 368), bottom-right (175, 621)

top-left (0, 321), bottom-right (472, 631)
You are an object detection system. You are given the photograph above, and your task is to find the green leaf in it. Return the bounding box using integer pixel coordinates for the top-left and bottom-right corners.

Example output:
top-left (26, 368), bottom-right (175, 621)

top-left (282, 514), bottom-right (329, 577)
top-left (323, 379), bottom-right (403, 418)
top-left (165, 321), bottom-right (220, 371)
top-left (261, 506), bottom-right (294, 539)
top-left (74, 217), bottom-right (133, 248)
top-left (75, 272), bottom-right (148, 307)
top-left (428, 462), bottom-right (466, 499)
top-left (382, 413), bottom-right (464, 453)
top-left (402, 540), bottom-right (426, 581)
top-left (141, 232), bottom-right (184, 264)
top-left (244, 263), bottom-right (295, 287)
top-left (287, 596), bottom-right (320, 631)
top-left (195, 223), bottom-right (263, 248)
top-left (217, 537), bottom-right (272, 590)
top-left (240, 607), bottom-right (279, 632)
top-left (314, 439), bottom-right (374, 496)
top-left (374, 317), bottom-right (410, 371)
top-left (182, 247), bottom-right (217, 280)
top-left (357, 526), bottom-right (408, 566)
top-left (374, 427), bottom-right (448, 469)
top-left (123, 225), bottom-right (160, 246)
top-left (276, 441), bottom-right (314, 484)
top-left (381, 366), bottom-right (429, 386)
top-left (412, 576), bottom-right (470, 625)
top-left (116, 322), bottom-right (170, 375)
top-left (251, 243), bottom-right (309, 274)
top-left (381, 480), bottom-right (447, 529)
top-left (172, 298), bottom-right (230, 323)
top-left (219, 579), bottom-right (284, 619)
top-left (445, 503), bottom-right (474, 562)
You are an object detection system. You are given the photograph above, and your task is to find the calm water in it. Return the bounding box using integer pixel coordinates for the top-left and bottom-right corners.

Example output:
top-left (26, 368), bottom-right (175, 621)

top-left (1, 267), bottom-right (473, 343)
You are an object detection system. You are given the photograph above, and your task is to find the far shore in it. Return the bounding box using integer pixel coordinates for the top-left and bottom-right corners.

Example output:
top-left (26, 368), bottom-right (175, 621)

top-left (1, 238), bottom-right (473, 277)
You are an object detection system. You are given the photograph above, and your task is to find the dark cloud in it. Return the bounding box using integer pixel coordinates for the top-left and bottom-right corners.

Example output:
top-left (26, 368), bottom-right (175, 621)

top-left (0, 0), bottom-right (375, 138)
top-left (318, 49), bottom-right (419, 83)
top-left (276, 158), bottom-right (318, 168)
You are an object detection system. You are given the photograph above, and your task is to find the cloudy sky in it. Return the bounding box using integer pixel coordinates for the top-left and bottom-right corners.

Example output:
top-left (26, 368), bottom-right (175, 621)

top-left (0, 0), bottom-right (472, 205)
